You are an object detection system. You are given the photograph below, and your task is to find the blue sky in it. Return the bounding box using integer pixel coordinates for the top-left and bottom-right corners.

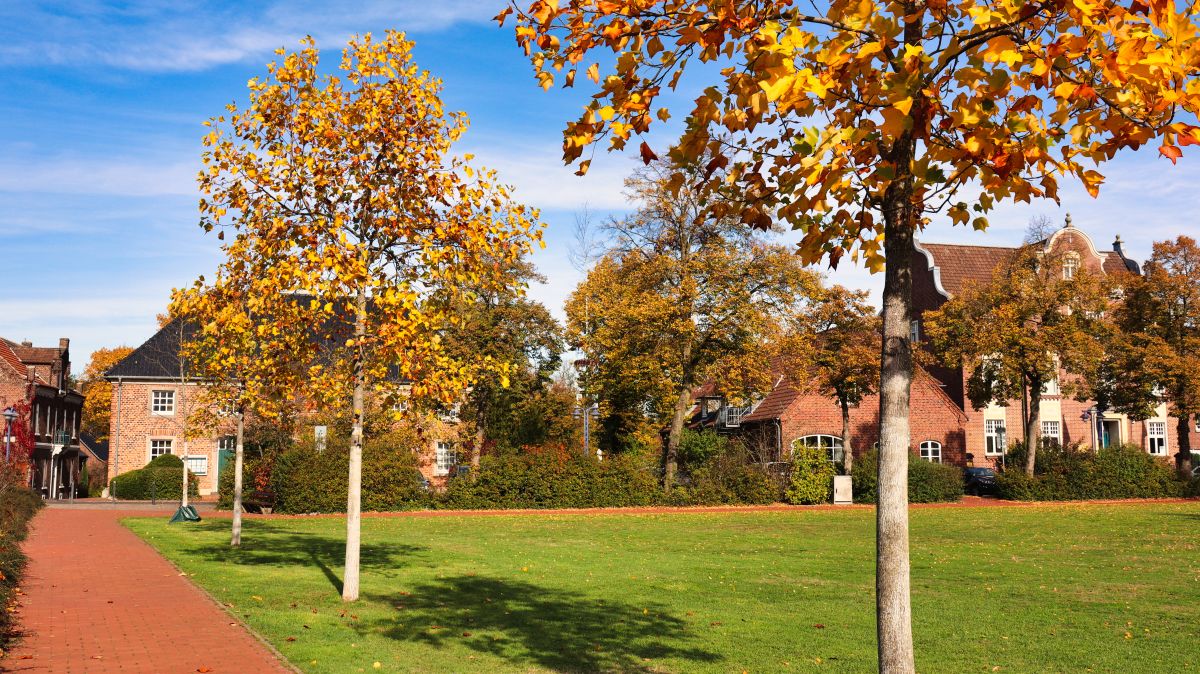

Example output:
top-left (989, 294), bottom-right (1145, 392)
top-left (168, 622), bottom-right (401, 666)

top-left (3, 1), bottom-right (1198, 367)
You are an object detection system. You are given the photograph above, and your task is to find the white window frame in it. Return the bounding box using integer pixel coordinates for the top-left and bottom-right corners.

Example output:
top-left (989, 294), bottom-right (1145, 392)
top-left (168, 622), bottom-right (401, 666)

top-left (984, 419), bottom-right (1006, 456)
top-left (1042, 377), bottom-right (1060, 396)
top-left (1063, 253), bottom-right (1079, 280)
top-left (437, 403), bottom-right (461, 423)
top-left (919, 441), bottom-right (942, 463)
top-left (909, 320), bottom-right (920, 343)
top-left (1040, 420), bottom-right (1061, 444)
top-left (1147, 421), bottom-right (1167, 456)
top-left (150, 389), bottom-right (175, 415)
top-left (434, 441), bottom-right (457, 477)
top-left (184, 455), bottom-right (209, 476)
top-left (217, 436), bottom-right (236, 452)
top-left (149, 438), bottom-right (174, 460)
top-left (794, 434), bottom-right (845, 462)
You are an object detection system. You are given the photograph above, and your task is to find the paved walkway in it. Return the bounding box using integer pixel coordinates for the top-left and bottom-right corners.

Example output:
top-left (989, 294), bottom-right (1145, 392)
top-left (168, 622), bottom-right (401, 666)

top-left (4, 507), bottom-right (294, 674)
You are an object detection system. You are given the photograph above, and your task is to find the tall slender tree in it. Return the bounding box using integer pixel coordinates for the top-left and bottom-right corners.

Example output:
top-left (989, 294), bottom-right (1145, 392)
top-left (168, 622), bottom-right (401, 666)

top-left (501, 2), bottom-right (1200, 668)
top-left (79, 346), bottom-right (134, 441)
top-left (197, 32), bottom-right (541, 600)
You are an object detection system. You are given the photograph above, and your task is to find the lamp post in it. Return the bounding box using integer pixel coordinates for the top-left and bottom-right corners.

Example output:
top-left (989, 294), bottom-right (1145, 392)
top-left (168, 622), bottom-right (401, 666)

top-left (573, 402), bottom-right (600, 459)
top-left (3, 406), bottom-right (16, 463)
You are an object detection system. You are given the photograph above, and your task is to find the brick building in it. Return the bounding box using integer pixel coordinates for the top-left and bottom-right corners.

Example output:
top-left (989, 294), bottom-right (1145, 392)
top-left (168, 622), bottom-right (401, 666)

top-left (695, 367), bottom-right (969, 466)
top-left (1, 337), bottom-right (85, 498)
top-left (685, 217), bottom-right (1198, 471)
top-left (106, 320), bottom-right (464, 496)
top-left (911, 216), bottom-right (1195, 467)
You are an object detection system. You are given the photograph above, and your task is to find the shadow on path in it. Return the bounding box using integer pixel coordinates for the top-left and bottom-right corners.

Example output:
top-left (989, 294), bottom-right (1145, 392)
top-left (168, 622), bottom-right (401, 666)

top-left (358, 575), bottom-right (722, 672)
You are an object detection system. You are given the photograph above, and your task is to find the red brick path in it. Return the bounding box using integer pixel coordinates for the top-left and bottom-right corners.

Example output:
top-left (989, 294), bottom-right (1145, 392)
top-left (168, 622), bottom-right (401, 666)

top-left (5, 507), bottom-right (294, 674)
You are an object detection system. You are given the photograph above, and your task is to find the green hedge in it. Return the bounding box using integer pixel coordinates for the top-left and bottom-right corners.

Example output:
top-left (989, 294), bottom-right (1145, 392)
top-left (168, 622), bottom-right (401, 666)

top-left (851, 450), bottom-right (964, 504)
top-left (785, 445), bottom-right (836, 505)
top-left (996, 444), bottom-right (1184, 501)
top-left (269, 429), bottom-right (429, 514)
top-left (439, 450), bottom-right (662, 510)
top-left (110, 454), bottom-right (199, 500)
top-left (1, 475), bottom-right (43, 649)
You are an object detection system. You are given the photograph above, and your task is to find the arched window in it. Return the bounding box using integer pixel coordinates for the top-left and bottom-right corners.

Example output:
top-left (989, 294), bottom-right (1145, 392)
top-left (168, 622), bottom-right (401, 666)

top-left (919, 440), bottom-right (942, 464)
top-left (794, 435), bottom-right (844, 462)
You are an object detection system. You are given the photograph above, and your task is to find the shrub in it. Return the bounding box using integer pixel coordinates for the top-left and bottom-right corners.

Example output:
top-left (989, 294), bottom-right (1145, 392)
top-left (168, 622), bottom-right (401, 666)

top-left (996, 444), bottom-right (1184, 501)
top-left (110, 454), bottom-right (199, 500)
top-left (908, 460), bottom-right (964, 503)
top-left (439, 449), bottom-right (663, 510)
top-left (851, 450), bottom-right (963, 504)
top-left (786, 445), bottom-right (836, 505)
top-left (269, 428), bottom-right (430, 513)
top-left (0, 472), bottom-right (42, 650)
top-left (686, 441), bottom-right (780, 505)
top-left (677, 429), bottom-right (729, 474)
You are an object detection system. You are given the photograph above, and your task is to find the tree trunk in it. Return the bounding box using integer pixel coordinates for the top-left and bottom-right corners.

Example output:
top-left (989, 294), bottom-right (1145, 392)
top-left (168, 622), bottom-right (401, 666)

top-left (471, 396), bottom-right (487, 480)
top-left (1024, 376), bottom-right (1042, 477)
top-left (663, 381), bottom-right (692, 489)
top-left (840, 395), bottom-right (853, 475)
top-left (181, 439), bottom-right (190, 509)
top-left (1176, 414), bottom-right (1193, 477)
top-left (231, 405), bottom-right (245, 547)
top-left (876, 163), bottom-right (917, 674)
top-left (342, 288), bottom-right (367, 602)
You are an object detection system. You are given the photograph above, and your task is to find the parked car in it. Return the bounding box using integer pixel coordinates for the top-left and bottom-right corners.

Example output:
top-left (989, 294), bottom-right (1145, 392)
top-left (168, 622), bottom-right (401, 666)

top-left (963, 467), bottom-right (997, 496)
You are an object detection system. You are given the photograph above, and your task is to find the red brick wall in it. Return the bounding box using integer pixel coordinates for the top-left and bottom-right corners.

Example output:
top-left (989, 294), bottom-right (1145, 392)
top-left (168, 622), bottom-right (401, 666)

top-left (777, 371), bottom-right (969, 466)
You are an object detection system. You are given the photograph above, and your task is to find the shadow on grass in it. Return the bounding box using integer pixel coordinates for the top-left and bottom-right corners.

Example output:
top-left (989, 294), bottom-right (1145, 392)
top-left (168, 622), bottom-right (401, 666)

top-left (358, 575), bottom-right (722, 672)
top-left (173, 520), bottom-right (425, 593)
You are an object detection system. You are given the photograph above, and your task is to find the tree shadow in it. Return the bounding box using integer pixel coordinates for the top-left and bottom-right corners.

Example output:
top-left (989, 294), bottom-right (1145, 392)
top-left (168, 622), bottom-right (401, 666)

top-left (358, 575), bottom-right (722, 672)
top-left (174, 520), bottom-right (425, 593)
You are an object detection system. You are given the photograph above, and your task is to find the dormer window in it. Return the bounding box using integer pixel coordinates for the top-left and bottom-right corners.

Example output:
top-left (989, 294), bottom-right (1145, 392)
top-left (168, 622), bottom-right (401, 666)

top-left (1063, 253), bottom-right (1079, 280)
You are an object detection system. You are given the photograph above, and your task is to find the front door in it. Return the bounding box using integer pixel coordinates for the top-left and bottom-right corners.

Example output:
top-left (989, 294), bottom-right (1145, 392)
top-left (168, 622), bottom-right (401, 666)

top-left (1101, 419), bottom-right (1121, 448)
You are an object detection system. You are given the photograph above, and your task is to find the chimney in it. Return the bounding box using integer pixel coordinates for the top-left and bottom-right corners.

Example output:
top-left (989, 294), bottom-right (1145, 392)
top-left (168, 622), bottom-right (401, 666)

top-left (1113, 235), bottom-right (1125, 256)
top-left (59, 338), bottom-right (71, 386)
top-left (59, 337), bottom-right (69, 351)
top-left (20, 340), bottom-right (31, 348)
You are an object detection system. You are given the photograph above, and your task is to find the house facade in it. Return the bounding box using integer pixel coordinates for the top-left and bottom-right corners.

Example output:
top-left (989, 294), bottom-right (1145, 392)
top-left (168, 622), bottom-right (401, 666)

top-left (106, 320), bottom-right (464, 496)
top-left (911, 216), bottom-right (1194, 467)
top-left (1, 337), bottom-right (85, 498)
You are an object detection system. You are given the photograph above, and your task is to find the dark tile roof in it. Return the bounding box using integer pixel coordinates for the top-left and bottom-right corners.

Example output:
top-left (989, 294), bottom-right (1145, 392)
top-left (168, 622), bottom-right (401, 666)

top-left (105, 319), bottom-right (196, 379)
top-left (79, 433), bottom-right (109, 462)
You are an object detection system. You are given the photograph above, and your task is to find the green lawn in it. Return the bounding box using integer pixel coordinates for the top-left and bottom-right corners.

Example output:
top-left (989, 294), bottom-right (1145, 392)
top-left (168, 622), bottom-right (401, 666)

top-left (124, 503), bottom-right (1200, 674)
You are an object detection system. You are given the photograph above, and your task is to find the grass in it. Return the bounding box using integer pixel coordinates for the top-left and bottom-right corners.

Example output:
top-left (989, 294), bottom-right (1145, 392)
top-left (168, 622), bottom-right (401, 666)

top-left (124, 503), bottom-right (1200, 673)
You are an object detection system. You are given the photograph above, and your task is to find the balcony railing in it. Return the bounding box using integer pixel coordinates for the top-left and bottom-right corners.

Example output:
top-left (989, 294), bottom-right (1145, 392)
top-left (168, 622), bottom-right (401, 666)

top-left (717, 405), bottom-right (753, 428)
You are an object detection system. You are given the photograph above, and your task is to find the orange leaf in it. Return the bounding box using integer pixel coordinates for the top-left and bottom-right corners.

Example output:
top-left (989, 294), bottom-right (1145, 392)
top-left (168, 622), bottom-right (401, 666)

top-left (639, 141), bottom-right (658, 165)
top-left (1160, 145), bottom-right (1182, 164)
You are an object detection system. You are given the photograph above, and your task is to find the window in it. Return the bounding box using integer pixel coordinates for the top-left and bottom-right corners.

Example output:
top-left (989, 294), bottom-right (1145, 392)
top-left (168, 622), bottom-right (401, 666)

top-left (1063, 253), bottom-right (1079, 280)
top-left (150, 438), bottom-right (173, 459)
top-left (1041, 420), bottom-right (1061, 444)
top-left (151, 390), bottom-right (175, 415)
top-left (909, 320), bottom-right (920, 343)
top-left (1194, 416), bottom-right (1200, 433)
top-left (217, 436), bottom-right (236, 452)
top-left (1042, 377), bottom-right (1060, 396)
top-left (184, 455), bottom-right (208, 476)
top-left (919, 441), bottom-right (941, 463)
top-left (437, 403), bottom-right (461, 423)
top-left (794, 435), bottom-right (844, 462)
top-left (1147, 421), bottom-right (1167, 456)
top-left (984, 420), bottom-right (1006, 456)
top-left (434, 441), bottom-right (457, 477)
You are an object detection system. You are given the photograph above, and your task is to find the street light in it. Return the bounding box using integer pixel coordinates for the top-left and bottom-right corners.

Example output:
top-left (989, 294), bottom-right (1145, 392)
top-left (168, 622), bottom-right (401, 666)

top-left (573, 402), bottom-right (600, 459)
top-left (3, 406), bottom-right (16, 463)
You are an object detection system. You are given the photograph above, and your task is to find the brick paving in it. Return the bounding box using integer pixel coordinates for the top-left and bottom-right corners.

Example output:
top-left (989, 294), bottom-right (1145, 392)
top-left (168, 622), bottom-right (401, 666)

top-left (4, 506), bottom-right (295, 674)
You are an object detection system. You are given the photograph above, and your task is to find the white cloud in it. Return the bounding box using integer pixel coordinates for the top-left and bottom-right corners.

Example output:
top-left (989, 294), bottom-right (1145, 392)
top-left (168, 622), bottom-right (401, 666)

top-left (466, 142), bottom-right (635, 212)
top-left (0, 155), bottom-right (197, 196)
top-left (0, 0), bottom-right (498, 72)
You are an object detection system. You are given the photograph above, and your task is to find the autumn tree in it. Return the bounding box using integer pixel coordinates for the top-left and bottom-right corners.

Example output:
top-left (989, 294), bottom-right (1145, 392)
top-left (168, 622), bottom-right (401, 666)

top-left (440, 259), bottom-right (564, 472)
top-left (197, 32), bottom-right (542, 601)
top-left (501, 1), bottom-right (1200, 668)
top-left (924, 244), bottom-right (1109, 475)
top-left (1107, 236), bottom-right (1200, 476)
top-left (567, 159), bottom-right (820, 484)
top-left (172, 268), bottom-right (311, 547)
top-left (783, 284), bottom-right (881, 474)
top-left (79, 346), bottom-right (134, 440)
